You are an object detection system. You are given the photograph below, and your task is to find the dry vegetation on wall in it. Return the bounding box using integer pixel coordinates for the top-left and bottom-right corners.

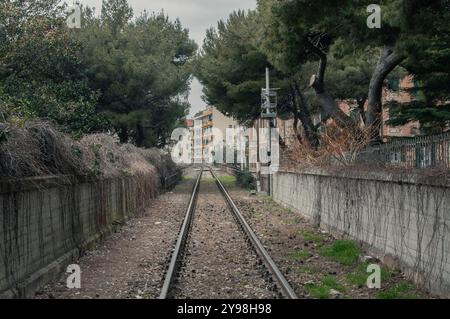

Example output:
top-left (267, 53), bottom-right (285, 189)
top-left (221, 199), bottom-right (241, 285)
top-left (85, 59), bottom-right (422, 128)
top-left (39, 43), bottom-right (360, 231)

top-left (284, 122), bottom-right (374, 169)
top-left (283, 122), bottom-right (450, 179)
top-left (0, 121), bottom-right (177, 186)
top-left (0, 121), bottom-right (85, 178)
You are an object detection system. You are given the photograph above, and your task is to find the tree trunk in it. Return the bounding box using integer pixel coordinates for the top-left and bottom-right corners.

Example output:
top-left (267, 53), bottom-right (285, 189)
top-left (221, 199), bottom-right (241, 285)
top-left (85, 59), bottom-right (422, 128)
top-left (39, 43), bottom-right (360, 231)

top-left (357, 98), bottom-right (367, 125)
top-left (314, 89), bottom-right (358, 129)
top-left (307, 42), bottom-right (359, 131)
top-left (367, 45), bottom-right (405, 143)
top-left (289, 85), bottom-right (305, 145)
top-left (135, 122), bottom-right (145, 147)
top-left (292, 82), bottom-right (320, 148)
top-left (118, 124), bottom-right (129, 144)
top-left (292, 107), bottom-right (303, 145)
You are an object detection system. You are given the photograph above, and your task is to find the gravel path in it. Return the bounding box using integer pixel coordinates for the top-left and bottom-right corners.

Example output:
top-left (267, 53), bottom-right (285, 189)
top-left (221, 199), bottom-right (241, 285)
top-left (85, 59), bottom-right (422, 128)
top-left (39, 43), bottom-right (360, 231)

top-left (172, 171), bottom-right (277, 299)
top-left (35, 169), bottom-right (197, 299)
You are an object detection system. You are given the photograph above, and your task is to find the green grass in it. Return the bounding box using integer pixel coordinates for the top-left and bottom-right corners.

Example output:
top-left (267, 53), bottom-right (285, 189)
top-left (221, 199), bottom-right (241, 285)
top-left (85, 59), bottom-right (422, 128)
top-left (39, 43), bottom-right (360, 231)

top-left (320, 240), bottom-right (361, 266)
top-left (202, 175), bottom-right (237, 185)
top-left (322, 275), bottom-right (346, 292)
top-left (305, 283), bottom-right (331, 299)
top-left (297, 265), bottom-right (322, 275)
top-left (346, 262), bottom-right (392, 287)
top-left (376, 282), bottom-right (417, 299)
top-left (288, 250), bottom-right (311, 262)
top-left (219, 175), bottom-right (237, 184)
top-left (259, 194), bottom-right (273, 202)
top-left (300, 230), bottom-right (325, 246)
top-left (203, 177), bottom-right (216, 183)
top-left (304, 276), bottom-right (345, 299)
top-left (182, 176), bottom-right (193, 181)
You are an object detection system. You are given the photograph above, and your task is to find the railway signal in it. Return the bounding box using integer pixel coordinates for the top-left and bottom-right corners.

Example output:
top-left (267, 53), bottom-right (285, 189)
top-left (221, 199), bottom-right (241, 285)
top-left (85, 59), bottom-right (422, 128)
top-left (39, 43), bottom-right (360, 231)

top-left (261, 68), bottom-right (278, 195)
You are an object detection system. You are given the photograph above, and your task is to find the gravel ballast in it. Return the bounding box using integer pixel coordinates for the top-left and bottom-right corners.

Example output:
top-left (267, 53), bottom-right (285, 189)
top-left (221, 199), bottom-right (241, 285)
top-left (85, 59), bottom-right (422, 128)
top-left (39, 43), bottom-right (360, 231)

top-left (172, 171), bottom-right (277, 299)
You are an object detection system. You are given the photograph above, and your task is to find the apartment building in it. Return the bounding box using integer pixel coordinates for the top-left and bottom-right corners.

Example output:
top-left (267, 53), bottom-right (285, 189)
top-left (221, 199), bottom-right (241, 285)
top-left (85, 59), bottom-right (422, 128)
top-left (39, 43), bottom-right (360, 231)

top-left (192, 106), bottom-right (239, 163)
top-left (337, 75), bottom-right (421, 139)
top-left (381, 75), bottom-right (421, 138)
top-left (185, 119), bottom-right (195, 161)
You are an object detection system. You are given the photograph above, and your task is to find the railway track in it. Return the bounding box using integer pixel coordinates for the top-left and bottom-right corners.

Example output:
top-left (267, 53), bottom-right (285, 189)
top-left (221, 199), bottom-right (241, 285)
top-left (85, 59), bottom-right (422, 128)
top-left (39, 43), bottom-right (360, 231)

top-left (159, 167), bottom-right (297, 299)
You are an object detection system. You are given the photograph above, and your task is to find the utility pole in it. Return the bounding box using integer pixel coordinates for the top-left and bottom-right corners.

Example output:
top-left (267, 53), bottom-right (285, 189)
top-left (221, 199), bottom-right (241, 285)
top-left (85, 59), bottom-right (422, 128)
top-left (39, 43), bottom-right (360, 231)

top-left (261, 67), bottom-right (277, 196)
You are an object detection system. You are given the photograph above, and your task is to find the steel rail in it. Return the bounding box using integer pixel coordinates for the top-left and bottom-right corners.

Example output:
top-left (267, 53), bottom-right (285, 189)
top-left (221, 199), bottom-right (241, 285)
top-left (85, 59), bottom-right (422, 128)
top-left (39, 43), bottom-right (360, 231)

top-left (210, 168), bottom-right (298, 299)
top-left (158, 168), bottom-right (203, 299)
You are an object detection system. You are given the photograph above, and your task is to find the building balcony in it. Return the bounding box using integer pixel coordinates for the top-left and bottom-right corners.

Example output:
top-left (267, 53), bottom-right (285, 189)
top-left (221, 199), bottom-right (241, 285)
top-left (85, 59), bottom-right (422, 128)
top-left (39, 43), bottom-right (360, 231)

top-left (202, 121), bottom-right (213, 128)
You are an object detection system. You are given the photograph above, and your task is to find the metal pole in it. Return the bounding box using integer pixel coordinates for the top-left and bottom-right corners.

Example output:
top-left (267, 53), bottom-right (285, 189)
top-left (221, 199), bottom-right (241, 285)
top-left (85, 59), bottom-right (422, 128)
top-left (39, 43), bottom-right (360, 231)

top-left (261, 67), bottom-right (277, 196)
top-left (266, 68), bottom-right (271, 196)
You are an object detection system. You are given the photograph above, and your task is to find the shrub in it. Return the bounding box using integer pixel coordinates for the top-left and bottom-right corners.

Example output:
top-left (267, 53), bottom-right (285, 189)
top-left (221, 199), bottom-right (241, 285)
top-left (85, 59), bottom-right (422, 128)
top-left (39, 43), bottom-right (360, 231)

top-left (236, 169), bottom-right (256, 189)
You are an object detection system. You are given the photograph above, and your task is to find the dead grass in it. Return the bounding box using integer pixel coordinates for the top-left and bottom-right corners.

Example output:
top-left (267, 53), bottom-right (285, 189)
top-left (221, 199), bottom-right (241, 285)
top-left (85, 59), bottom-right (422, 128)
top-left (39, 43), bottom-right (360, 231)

top-left (284, 122), bottom-right (374, 170)
top-left (0, 121), bottom-right (86, 178)
top-left (283, 122), bottom-right (450, 179)
top-left (0, 121), bottom-right (177, 184)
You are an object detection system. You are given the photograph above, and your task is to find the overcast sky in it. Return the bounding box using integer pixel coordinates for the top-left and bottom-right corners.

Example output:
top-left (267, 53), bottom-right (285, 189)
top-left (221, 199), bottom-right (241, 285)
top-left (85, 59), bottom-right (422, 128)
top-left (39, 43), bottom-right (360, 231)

top-left (75, 0), bottom-right (257, 118)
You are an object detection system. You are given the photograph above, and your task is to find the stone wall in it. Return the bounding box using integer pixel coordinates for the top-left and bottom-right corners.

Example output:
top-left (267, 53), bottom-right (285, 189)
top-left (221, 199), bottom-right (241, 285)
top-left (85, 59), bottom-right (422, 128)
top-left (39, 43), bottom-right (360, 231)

top-left (0, 174), bottom-right (155, 298)
top-left (272, 169), bottom-right (450, 297)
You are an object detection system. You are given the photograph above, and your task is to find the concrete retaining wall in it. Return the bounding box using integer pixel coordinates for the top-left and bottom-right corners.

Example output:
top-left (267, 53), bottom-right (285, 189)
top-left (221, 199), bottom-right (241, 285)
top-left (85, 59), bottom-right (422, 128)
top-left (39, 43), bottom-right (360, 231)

top-left (272, 169), bottom-right (450, 296)
top-left (0, 175), bottom-right (155, 298)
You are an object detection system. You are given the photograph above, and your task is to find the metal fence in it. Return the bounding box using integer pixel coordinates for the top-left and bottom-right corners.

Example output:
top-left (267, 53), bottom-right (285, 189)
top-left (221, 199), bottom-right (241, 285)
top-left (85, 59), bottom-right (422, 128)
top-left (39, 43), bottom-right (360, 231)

top-left (162, 170), bottom-right (182, 190)
top-left (357, 132), bottom-right (450, 169)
